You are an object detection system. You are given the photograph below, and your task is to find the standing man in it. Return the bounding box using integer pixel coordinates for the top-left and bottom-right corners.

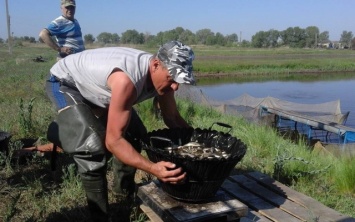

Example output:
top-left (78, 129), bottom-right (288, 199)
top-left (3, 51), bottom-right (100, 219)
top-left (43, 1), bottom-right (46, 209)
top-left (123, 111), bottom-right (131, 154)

top-left (28, 0), bottom-right (85, 155)
top-left (46, 41), bottom-right (195, 221)
top-left (39, 0), bottom-right (85, 60)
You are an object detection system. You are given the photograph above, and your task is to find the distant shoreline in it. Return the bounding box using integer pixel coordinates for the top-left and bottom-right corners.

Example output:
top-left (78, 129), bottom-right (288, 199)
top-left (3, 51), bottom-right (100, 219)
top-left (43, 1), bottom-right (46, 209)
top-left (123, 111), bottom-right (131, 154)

top-left (194, 69), bottom-right (355, 78)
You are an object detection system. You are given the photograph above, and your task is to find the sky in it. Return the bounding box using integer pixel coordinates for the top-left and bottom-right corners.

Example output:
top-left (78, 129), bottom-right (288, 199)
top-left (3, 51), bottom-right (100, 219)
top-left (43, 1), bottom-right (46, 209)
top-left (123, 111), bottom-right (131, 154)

top-left (1, 0), bottom-right (354, 42)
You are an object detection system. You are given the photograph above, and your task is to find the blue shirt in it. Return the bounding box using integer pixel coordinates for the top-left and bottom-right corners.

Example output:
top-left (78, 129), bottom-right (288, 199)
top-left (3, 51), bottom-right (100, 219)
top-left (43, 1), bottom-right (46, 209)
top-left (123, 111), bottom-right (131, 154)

top-left (47, 15), bottom-right (85, 56)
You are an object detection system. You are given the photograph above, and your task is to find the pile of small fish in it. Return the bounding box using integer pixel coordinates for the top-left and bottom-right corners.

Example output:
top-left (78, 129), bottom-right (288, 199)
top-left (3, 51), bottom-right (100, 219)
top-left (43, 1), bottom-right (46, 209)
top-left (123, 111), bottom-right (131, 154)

top-left (163, 142), bottom-right (231, 160)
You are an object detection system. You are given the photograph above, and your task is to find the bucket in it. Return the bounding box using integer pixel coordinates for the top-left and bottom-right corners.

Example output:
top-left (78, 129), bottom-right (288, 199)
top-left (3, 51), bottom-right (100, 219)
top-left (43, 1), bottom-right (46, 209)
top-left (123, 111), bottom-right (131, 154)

top-left (0, 131), bottom-right (12, 154)
top-left (144, 123), bottom-right (247, 202)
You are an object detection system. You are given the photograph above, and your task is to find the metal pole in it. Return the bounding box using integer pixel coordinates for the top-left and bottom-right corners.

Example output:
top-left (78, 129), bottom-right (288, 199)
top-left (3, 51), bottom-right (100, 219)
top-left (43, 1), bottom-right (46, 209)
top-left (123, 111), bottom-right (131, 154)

top-left (5, 0), bottom-right (12, 54)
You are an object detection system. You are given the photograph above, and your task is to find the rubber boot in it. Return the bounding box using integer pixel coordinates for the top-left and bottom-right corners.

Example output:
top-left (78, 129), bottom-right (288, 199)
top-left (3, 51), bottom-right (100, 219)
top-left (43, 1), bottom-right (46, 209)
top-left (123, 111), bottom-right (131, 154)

top-left (81, 174), bottom-right (109, 222)
top-left (112, 156), bottom-right (137, 198)
top-left (112, 127), bottom-right (142, 199)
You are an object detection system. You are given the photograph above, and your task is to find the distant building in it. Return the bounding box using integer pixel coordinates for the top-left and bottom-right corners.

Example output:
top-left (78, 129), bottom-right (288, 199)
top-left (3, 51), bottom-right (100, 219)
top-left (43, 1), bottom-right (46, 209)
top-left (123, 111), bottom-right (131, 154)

top-left (317, 40), bottom-right (344, 49)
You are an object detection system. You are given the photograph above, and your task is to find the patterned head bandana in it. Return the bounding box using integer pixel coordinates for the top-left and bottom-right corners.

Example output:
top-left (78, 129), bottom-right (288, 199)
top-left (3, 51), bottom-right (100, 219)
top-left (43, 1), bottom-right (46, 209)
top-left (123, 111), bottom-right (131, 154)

top-left (157, 41), bottom-right (196, 85)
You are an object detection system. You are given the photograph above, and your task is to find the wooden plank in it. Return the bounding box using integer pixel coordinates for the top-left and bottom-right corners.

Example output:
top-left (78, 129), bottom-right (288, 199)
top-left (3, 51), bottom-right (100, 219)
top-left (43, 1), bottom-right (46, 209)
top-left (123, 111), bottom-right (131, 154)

top-left (230, 174), bottom-right (313, 221)
top-left (137, 182), bottom-right (178, 222)
top-left (140, 204), bottom-right (164, 222)
top-left (137, 181), bottom-right (247, 222)
top-left (140, 204), bottom-right (240, 222)
top-left (264, 107), bottom-right (355, 139)
top-left (221, 179), bottom-right (302, 222)
top-left (242, 210), bottom-right (273, 222)
top-left (246, 171), bottom-right (355, 222)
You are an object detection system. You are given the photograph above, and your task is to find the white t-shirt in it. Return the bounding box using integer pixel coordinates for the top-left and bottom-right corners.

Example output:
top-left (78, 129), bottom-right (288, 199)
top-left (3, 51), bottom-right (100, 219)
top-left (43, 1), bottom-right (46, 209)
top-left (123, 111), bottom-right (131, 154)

top-left (50, 47), bottom-right (157, 108)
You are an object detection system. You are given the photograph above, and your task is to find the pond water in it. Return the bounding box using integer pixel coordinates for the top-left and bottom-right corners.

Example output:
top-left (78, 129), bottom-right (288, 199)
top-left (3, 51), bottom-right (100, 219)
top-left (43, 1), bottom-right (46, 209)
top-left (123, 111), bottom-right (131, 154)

top-left (196, 75), bottom-right (355, 129)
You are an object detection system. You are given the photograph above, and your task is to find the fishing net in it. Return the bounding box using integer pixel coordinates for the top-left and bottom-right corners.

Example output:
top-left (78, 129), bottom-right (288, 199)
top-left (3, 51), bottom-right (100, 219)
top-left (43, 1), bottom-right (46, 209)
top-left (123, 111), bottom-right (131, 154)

top-left (175, 85), bottom-right (348, 126)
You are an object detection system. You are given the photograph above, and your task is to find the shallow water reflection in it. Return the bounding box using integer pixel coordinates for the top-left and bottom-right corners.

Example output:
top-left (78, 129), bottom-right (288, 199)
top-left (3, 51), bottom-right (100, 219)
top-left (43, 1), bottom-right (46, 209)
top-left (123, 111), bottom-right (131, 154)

top-left (196, 74), bottom-right (355, 128)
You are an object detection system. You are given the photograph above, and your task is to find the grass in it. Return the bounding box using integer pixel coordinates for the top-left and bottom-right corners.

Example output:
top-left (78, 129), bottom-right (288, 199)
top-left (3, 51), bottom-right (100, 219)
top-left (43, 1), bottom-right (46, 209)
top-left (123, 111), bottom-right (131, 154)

top-left (0, 43), bottom-right (354, 221)
top-left (192, 55), bottom-right (355, 75)
top-left (110, 43), bottom-right (355, 75)
top-left (332, 157), bottom-right (355, 194)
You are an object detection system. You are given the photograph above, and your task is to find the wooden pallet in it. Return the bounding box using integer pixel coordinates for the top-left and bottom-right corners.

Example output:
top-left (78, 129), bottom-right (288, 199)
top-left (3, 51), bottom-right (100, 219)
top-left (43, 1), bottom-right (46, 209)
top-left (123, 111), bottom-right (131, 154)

top-left (138, 181), bottom-right (248, 222)
top-left (138, 171), bottom-right (355, 222)
top-left (221, 171), bottom-right (355, 222)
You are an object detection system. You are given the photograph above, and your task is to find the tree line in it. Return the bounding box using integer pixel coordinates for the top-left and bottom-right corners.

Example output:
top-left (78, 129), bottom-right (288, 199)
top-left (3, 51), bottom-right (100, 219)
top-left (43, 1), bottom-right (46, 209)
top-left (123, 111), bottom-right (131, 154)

top-left (88, 26), bottom-right (353, 49)
top-left (251, 26), bottom-right (353, 49)
top-left (1, 26), bottom-right (354, 49)
top-left (83, 27), bottom-right (239, 47)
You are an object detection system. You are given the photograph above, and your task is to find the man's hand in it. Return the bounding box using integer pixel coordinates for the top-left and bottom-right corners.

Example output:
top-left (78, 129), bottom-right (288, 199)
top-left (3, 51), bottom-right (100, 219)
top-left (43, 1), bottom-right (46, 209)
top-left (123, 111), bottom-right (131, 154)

top-left (151, 161), bottom-right (186, 184)
top-left (60, 46), bottom-right (73, 55)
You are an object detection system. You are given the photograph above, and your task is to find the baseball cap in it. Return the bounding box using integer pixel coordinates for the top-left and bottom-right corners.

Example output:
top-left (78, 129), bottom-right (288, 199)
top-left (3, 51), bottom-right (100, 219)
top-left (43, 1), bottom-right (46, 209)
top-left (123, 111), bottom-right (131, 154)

top-left (61, 0), bottom-right (76, 7)
top-left (157, 41), bottom-right (196, 85)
